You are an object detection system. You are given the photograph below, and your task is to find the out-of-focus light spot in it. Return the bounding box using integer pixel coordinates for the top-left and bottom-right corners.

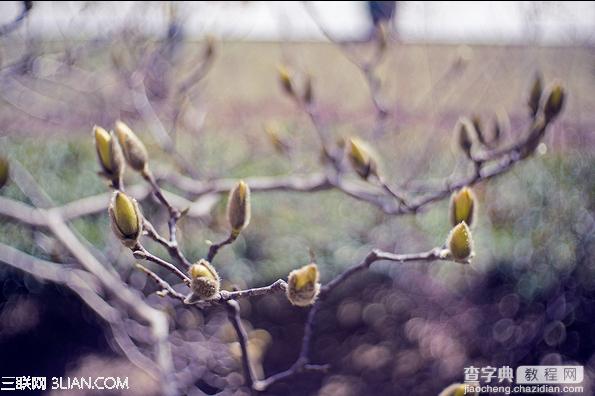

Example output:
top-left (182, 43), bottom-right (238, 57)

top-left (543, 321), bottom-right (567, 346)
top-left (337, 299), bottom-right (362, 328)
top-left (352, 344), bottom-right (391, 371)
top-left (493, 318), bottom-right (515, 343)
top-left (362, 302), bottom-right (386, 327)
top-left (537, 142), bottom-right (548, 155)
top-left (498, 293), bottom-right (520, 318)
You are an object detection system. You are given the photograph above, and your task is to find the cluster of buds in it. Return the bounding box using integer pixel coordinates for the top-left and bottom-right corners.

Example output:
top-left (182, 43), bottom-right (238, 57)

top-left (94, 120), bottom-right (151, 188)
top-left (108, 191), bottom-right (143, 248)
top-left (286, 263), bottom-right (320, 307)
top-left (527, 73), bottom-right (565, 123)
top-left (227, 180), bottom-right (251, 238)
top-left (277, 64), bottom-right (315, 105)
top-left (0, 156), bottom-right (9, 190)
top-left (348, 137), bottom-right (379, 180)
top-left (445, 186), bottom-right (477, 261)
top-left (185, 259), bottom-right (221, 303)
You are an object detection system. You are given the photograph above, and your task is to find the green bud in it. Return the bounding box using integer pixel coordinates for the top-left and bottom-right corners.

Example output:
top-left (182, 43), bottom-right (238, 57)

top-left (286, 263), bottom-right (320, 307)
top-left (348, 137), bottom-right (378, 180)
top-left (543, 84), bottom-right (565, 122)
top-left (94, 126), bottom-right (124, 185)
top-left (528, 73), bottom-right (543, 119)
top-left (449, 187), bottom-right (477, 227)
top-left (0, 156), bottom-right (9, 189)
top-left (115, 120), bottom-right (149, 173)
top-left (109, 191), bottom-right (142, 247)
top-left (227, 181), bottom-right (251, 237)
top-left (447, 222), bottom-right (474, 261)
top-left (185, 259), bottom-right (220, 303)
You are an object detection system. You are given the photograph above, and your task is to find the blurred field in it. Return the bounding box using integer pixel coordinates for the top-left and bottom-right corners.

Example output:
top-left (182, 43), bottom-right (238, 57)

top-left (1, 41), bottom-right (594, 395)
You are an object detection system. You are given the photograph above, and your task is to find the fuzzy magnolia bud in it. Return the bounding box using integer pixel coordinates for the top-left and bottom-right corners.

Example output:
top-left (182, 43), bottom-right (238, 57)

top-left (115, 120), bottom-right (149, 173)
top-left (528, 73), bottom-right (543, 119)
top-left (286, 263), bottom-right (320, 307)
top-left (185, 259), bottom-right (220, 303)
top-left (543, 84), bottom-right (565, 123)
top-left (0, 156), bottom-right (9, 189)
top-left (227, 181), bottom-right (251, 237)
top-left (109, 191), bottom-right (142, 247)
top-left (348, 137), bottom-right (378, 180)
top-left (456, 119), bottom-right (473, 159)
top-left (449, 187), bottom-right (477, 227)
top-left (447, 221), bottom-right (474, 261)
top-left (94, 126), bottom-right (124, 184)
top-left (277, 65), bottom-right (294, 97)
top-left (439, 383), bottom-right (478, 396)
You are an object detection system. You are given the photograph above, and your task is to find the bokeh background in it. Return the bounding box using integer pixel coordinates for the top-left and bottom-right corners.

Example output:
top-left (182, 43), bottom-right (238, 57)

top-left (0, 2), bottom-right (594, 395)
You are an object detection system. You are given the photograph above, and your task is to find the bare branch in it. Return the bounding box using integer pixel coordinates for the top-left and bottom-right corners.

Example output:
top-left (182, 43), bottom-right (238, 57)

top-left (255, 247), bottom-right (447, 391)
top-left (226, 300), bottom-right (257, 392)
top-left (135, 262), bottom-right (186, 302)
top-left (132, 245), bottom-right (191, 284)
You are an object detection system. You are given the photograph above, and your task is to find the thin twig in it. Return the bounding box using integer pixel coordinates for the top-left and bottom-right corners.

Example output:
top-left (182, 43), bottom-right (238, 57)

top-left (254, 247), bottom-right (446, 391)
top-left (135, 262), bottom-right (186, 302)
top-left (206, 233), bottom-right (236, 262)
top-left (144, 219), bottom-right (192, 268)
top-left (226, 300), bottom-right (257, 393)
top-left (132, 245), bottom-right (190, 284)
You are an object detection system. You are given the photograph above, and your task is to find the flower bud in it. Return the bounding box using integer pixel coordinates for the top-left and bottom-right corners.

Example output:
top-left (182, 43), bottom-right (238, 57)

top-left (286, 263), bottom-right (320, 307)
top-left (0, 156), bottom-right (9, 189)
top-left (227, 181), bottom-right (251, 237)
top-left (456, 119), bottom-right (473, 159)
top-left (185, 259), bottom-right (220, 302)
top-left (439, 383), bottom-right (478, 396)
top-left (277, 65), bottom-right (295, 97)
top-left (109, 191), bottom-right (142, 247)
top-left (528, 73), bottom-right (543, 119)
top-left (115, 120), bottom-right (149, 173)
top-left (446, 222), bottom-right (474, 261)
top-left (449, 187), bottom-right (477, 227)
top-left (543, 84), bottom-right (565, 123)
top-left (94, 126), bottom-right (124, 185)
top-left (348, 137), bottom-right (378, 180)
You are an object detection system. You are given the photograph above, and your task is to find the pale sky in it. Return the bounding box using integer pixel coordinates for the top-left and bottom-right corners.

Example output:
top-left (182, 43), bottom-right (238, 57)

top-left (1, 1), bottom-right (594, 44)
